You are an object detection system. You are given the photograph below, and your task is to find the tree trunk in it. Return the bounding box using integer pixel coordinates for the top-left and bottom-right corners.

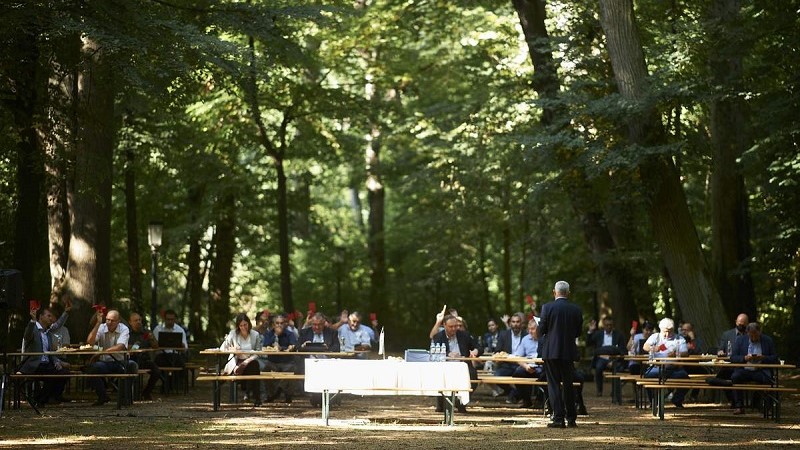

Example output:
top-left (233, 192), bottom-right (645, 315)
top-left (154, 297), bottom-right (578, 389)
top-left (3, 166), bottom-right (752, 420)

top-left (184, 185), bottom-right (205, 338)
top-left (707, 0), bottom-right (756, 321)
top-left (44, 34), bottom-right (79, 309)
top-left (366, 124), bottom-right (387, 318)
top-left (65, 36), bottom-right (116, 341)
top-left (207, 192), bottom-right (236, 342)
top-left (10, 18), bottom-right (49, 305)
top-left (513, 0), bottom-right (643, 323)
top-left (502, 217), bottom-right (513, 315)
top-left (244, 35), bottom-right (294, 314)
top-left (598, 0), bottom-right (728, 344)
top-left (123, 129), bottom-right (143, 315)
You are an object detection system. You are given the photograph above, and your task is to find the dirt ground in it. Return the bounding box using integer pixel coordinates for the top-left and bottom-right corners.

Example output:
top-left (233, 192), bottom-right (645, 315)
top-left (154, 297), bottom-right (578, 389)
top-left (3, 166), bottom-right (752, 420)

top-left (1, 374), bottom-right (799, 449)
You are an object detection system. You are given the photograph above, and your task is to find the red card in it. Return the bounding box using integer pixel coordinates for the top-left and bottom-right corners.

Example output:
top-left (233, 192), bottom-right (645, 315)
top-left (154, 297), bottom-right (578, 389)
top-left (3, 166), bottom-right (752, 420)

top-left (29, 299), bottom-right (40, 310)
top-left (369, 313), bottom-right (377, 322)
top-left (632, 320), bottom-right (638, 331)
top-left (308, 302), bottom-right (316, 313)
top-left (658, 343), bottom-right (667, 351)
top-left (525, 295), bottom-right (534, 305)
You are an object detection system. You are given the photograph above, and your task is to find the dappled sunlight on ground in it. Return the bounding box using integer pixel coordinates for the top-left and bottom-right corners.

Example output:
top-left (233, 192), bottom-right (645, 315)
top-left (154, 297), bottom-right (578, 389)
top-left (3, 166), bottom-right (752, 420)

top-left (1, 380), bottom-right (798, 448)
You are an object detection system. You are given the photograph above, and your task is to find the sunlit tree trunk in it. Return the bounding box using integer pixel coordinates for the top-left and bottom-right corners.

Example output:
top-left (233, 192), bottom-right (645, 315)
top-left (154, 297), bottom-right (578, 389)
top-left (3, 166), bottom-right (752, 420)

top-left (707, 0), bottom-right (756, 321)
top-left (598, 0), bottom-right (728, 343)
top-left (65, 36), bottom-right (117, 340)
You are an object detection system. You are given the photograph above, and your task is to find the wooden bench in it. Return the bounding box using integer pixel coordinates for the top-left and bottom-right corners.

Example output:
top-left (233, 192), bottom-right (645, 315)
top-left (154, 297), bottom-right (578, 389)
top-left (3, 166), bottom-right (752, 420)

top-left (195, 372), bottom-right (304, 410)
top-left (641, 382), bottom-right (797, 422)
top-left (9, 372), bottom-right (139, 412)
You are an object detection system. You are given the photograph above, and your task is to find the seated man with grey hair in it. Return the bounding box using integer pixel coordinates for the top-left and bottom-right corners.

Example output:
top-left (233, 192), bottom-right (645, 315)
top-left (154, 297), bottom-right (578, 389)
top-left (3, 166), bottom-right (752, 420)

top-left (642, 317), bottom-right (689, 408)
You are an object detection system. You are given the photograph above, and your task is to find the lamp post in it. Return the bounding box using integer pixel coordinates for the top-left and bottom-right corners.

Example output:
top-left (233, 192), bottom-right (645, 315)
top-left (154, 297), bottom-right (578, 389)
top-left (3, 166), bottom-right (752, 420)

top-left (148, 221), bottom-right (163, 331)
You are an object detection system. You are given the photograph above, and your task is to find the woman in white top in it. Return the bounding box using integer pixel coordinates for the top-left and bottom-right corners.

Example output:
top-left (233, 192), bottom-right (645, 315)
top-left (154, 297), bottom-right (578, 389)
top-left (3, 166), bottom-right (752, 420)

top-left (220, 313), bottom-right (263, 406)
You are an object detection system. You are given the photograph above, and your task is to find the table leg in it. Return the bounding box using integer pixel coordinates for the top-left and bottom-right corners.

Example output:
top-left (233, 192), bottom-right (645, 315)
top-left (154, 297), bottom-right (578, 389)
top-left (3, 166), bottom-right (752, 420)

top-left (322, 390), bottom-right (330, 426)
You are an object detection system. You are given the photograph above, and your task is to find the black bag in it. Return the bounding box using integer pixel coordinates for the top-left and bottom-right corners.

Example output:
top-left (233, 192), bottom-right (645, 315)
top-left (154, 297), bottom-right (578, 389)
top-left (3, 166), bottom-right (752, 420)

top-left (706, 377), bottom-right (733, 387)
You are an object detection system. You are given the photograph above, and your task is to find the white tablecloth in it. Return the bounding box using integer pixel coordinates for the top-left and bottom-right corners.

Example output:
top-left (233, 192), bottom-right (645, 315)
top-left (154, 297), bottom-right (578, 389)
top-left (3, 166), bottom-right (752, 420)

top-left (304, 359), bottom-right (471, 404)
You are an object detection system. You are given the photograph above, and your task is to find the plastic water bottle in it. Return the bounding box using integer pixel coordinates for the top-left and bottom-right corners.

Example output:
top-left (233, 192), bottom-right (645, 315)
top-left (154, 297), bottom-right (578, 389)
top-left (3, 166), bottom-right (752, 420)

top-left (437, 343), bottom-right (445, 362)
top-left (726, 340), bottom-right (732, 356)
top-left (648, 343), bottom-right (655, 361)
top-left (429, 341), bottom-right (436, 361)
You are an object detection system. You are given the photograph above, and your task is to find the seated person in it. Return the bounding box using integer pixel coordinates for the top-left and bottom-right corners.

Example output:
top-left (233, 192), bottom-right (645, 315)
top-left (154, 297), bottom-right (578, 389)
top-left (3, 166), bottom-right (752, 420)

top-left (297, 312), bottom-right (341, 406)
top-left (585, 316), bottom-right (627, 396)
top-left (85, 309), bottom-right (138, 406)
top-left (642, 317), bottom-right (689, 408)
top-left (153, 309), bottom-right (188, 368)
top-left (511, 319), bottom-right (543, 408)
top-left (127, 312), bottom-right (162, 400)
top-left (261, 314), bottom-right (297, 403)
top-left (431, 314), bottom-right (479, 413)
top-left (19, 303), bottom-right (72, 406)
top-left (220, 313), bottom-right (263, 406)
top-left (337, 311), bottom-right (372, 355)
top-left (730, 322), bottom-right (778, 415)
top-left (493, 312), bottom-right (526, 403)
top-left (627, 321), bottom-right (654, 375)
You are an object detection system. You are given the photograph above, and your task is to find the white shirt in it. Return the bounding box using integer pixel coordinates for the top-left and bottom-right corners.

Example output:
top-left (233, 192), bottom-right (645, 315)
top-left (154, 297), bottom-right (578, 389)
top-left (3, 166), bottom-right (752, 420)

top-left (96, 323), bottom-right (130, 362)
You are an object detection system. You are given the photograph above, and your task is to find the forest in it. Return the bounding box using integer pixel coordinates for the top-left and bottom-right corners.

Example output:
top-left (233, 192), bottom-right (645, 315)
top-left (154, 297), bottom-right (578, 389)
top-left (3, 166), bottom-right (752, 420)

top-left (1, 0), bottom-right (798, 361)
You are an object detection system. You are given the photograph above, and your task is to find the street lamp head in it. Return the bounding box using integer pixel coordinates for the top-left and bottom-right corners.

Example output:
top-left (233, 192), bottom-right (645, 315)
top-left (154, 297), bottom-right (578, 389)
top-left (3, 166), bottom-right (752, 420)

top-left (148, 221), bottom-right (163, 250)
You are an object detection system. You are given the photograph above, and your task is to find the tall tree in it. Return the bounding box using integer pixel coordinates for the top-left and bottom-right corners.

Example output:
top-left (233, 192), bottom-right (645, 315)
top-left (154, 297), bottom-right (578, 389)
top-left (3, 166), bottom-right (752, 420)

top-left (512, 0), bottom-right (642, 323)
top-left (65, 35), bottom-right (118, 339)
top-left (707, 0), bottom-right (756, 320)
top-left (597, 0), bottom-right (728, 342)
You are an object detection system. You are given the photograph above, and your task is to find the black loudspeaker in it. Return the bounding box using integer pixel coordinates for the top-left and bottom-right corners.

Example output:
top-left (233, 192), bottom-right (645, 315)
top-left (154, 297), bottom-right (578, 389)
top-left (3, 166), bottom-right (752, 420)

top-left (0, 269), bottom-right (23, 309)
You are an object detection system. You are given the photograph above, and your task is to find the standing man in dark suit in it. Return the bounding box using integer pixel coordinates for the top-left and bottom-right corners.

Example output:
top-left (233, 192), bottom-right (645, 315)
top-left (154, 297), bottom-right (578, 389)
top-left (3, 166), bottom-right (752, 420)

top-left (432, 315), bottom-right (479, 412)
top-left (538, 280), bottom-right (583, 428)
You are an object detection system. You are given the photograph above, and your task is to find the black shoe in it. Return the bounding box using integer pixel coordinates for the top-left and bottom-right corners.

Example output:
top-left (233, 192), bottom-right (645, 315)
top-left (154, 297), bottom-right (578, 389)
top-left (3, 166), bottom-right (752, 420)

top-left (456, 404), bottom-right (467, 414)
top-left (577, 405), bottom-right (588, 416)
top-left (284, 394), bottom-right (293, 403)
top-left (253, 400), bottom-right (262, 407)
top-left (671, 399), bottom-right (684, 408)
top-left (547, 421), bottom-right (566, 428)
top-left (520, 401), bottom-right (533, 409)
top-left (266, 393), bottom-right (280, 403)
top-left (567, 420), bottom-right (577, 428)
top-left (54, 396), bottom-right (72, 403)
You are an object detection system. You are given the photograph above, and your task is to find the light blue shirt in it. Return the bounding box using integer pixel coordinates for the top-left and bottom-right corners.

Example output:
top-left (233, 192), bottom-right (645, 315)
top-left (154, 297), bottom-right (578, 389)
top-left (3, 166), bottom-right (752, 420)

top-left (338, 325), bottom-right (371, 351)
top-left (513, 334), bottom-right (539, 360)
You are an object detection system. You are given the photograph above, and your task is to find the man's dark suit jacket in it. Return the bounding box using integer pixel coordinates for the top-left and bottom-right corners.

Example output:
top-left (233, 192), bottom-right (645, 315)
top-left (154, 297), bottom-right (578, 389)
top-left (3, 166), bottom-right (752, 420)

top-left (586, 329), bottom-right (626, 352)
top-left (20, 317), bottom-right (67, 374)
top-left (538, 297), bottom-right (583, 361)
top-left (730, 333), bottom-right (778, 377)
top-left (718, 327), bottom-right (745, 354)
top-left (433, 329), bottom-right (478, 379)
top-left (495, 328), bottom-right (524, 368)
top-left (298, 327), bottom-right (341, 352)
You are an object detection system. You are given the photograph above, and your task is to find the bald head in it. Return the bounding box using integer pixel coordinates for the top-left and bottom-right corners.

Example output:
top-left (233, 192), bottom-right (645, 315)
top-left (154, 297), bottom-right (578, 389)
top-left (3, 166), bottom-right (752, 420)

top-left (106, 310), bottom-right (121, 332)
top-left (735, 313), bottom-right (749, 333)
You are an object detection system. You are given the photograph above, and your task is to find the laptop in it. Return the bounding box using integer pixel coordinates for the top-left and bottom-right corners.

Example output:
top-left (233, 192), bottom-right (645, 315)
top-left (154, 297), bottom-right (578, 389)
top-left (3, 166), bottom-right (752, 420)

top-left (301, 342), bottom-right (329, 352)
top-left (158, 331), bottom-right (184, 348)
